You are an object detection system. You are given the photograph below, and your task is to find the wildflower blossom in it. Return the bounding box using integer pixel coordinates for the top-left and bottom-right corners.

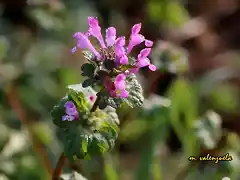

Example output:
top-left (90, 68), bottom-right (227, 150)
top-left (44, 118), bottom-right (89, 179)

top-left (62, 101), bottom-right (79, 121)
top-left (72, 17), bottom-right (156, 98)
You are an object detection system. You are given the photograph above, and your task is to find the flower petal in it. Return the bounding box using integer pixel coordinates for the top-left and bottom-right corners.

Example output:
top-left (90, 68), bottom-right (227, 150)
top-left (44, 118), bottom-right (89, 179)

top-left (73, 32), bottom-right (101, 58)
top-left (62, 115), bottom-right (75, 121)
top-left (120, 55), bottom-right (128, 64)
top-left (115, 36), bottom-right (125, 46)
top-left (127, 34), bottom-right (145, 54)
top-left (106, 27), bottom-right (116, 47)
top-left (120, 89), bottom-right (129, 98)
top-left (145, 40), bottom-right (153, 47)
top-left (129, 67), bottom-right (139, 74)
top-left (71, 47), bottom-right (77, 53)
top-left (115, 74), bottom-right (126, 81)
top-left (88, 17), bottom-right (106, 48)
top-left (114, 80), bottom-right (126, 90)
top-left (148, 64), bottom-right (157, 71)
top-left (115, 37), bottom-right (126, 58)
top-left (136, 57), bottom-right (150, 67)
top-left (88, 17), bottom-right (99, 27)
top-left (139, 48), bottom-right (151, 58)
top-left (131, 23), bottom-right (142, 34)
top-left (64, 101), bottom-right (75, 109)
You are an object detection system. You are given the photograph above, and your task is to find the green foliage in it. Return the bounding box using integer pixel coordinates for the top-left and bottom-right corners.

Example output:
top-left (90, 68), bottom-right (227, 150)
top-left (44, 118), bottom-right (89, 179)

top-left (81, 63), bottom-right (96, 77)
top-left (52, 84), bottom-right (119, 161)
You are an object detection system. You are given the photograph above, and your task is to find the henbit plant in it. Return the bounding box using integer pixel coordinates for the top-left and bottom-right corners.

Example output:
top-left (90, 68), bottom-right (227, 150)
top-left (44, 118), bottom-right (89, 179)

top-left (50, 17), bottom-right (156, 180)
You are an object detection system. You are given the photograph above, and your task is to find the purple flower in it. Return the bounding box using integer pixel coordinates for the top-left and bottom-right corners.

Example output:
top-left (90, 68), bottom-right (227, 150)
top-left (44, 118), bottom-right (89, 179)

top-left (103, 74), bottom-right (129, 98)
top-left (127, 34), bottom-right (145, 54)
top-left (62, 115), bottom-right (75, 121)
top-left (88, 17), bottom-right (106, 48)
top-left (72, 17), bottom-right (155, 68)
top-left (106, 27), bottom-right (116, 47)
top-left (145, 40), bottom-right (153, 47)
top-left (62, 101), bottom-right (79, 121)
top-left (73, 32), bottom-right (101, 59)
top-left (72, 17), bottom-right (157, 98)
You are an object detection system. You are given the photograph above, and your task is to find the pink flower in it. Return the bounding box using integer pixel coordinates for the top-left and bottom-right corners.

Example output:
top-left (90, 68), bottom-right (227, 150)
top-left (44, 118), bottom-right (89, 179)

top-left (145, 40), bottom-right (153, 47)
top-left (72, 16), bottom-right (156, 72)
top-left (138, 48), bottom-right (151, 58)
top-left (62, 101), bottom-right (79, 121)
top-left (88, 17), bottom-right (106, 48)
top-left (148, 64), bottom-right (157, 71)
top-left (73, 32), bottom-right (101, 59)
top-left (106, 27), bottom-right (116, 47)
top-left (131, 23), bottom-right (142, 34)
top-left (120, 55), bottom-right (128, 64)
top-left (104, 74), bottom-right (129, 98)
top-left (127, 34), bottom-right (145, 54)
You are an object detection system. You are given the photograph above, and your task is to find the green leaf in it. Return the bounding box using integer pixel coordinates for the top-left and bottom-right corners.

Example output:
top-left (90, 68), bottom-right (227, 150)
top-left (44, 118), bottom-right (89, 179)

top-left (81, 63), bottom-right (96, 77)
top-left (103, 60), bottom-right (115, 70)
top-left (124, 74), bottom-right (144, 107)
top-left (82, 78), bottom-right (96, 88)
top-left (57, 108), bottom-right (119, 161)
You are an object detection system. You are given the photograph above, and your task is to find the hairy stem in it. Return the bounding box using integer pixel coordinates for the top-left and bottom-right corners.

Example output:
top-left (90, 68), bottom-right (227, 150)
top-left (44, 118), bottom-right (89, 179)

top-left (52, 152), bottom-right (67, 180)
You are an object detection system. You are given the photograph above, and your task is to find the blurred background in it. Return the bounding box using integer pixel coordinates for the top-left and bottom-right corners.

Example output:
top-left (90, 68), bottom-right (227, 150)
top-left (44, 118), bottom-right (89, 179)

top-left (0, 0), bottom-right (240, 180)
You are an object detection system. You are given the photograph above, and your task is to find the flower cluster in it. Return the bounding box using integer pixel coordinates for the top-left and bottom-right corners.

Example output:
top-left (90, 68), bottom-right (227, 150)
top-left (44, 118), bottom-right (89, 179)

top-left (72, 17), bottom-right (156, 98)
top-left (62, 101), bottom-right (79, 121)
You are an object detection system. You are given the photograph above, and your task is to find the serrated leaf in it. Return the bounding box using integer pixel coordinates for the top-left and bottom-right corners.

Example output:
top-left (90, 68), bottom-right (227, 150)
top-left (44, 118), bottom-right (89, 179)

top-left (81, 63), bottom-right (96, 77)
top-left (67, 83), bottom-right (97, 105)
top-left (124, 74), bottom-right (144, 107)
top-left (57, 107), bottom-right (119, 161)
top-left (82, 78), bottom-right (96, 88)
top-left (67, 89), bottom-right (89, 112)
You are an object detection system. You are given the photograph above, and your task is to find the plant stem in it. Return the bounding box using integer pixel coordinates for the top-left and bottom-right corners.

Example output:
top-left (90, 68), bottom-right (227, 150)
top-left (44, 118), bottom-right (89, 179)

top-left (52, 95), bottom-right (100, 179)
top-left (52, 152), bottom-right (67, 180)
top-left (90, 95), bottom-right (100, 112)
